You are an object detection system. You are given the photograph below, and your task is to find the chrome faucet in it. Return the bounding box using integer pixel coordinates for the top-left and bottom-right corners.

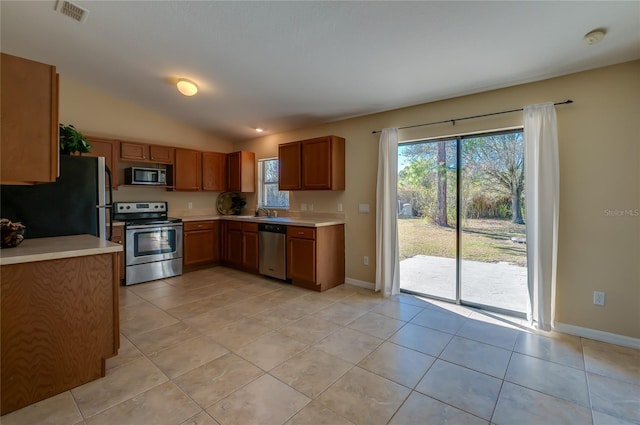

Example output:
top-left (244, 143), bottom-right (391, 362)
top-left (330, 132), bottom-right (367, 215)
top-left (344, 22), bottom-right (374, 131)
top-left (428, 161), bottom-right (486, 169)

top-left (255, 207), bottom-right (271, 217)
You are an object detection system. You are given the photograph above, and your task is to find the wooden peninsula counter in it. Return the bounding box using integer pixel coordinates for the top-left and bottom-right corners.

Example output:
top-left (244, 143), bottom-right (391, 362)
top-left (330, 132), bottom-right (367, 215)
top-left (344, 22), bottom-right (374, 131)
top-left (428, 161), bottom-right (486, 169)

top-left (0, 234), bottom-right (122, 415)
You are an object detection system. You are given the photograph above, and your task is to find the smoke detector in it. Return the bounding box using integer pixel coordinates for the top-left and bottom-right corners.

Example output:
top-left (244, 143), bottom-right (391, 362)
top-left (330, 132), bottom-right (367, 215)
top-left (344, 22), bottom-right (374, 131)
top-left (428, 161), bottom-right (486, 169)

top-left (55, 1), bottom-right (89, 23)
top-left (583, 29), bottom-right (606, 45)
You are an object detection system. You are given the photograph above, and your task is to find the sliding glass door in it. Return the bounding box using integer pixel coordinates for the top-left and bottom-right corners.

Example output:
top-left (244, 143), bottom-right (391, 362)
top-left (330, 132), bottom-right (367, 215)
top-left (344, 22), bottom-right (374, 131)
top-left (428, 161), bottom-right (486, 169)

top-left (398, 130), bottom-right (528, 316)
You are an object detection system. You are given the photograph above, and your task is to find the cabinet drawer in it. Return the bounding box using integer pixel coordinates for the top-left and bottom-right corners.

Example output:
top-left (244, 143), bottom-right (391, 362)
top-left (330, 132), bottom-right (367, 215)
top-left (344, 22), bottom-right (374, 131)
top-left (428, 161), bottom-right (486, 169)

top-left (287, 226), bottom-right (316, 240)
top-left (242, 222), bottom-right (258, 232)
top-left (225, 221), bottom-right (243, 231)
top-left (184, 221), bottom-right (215, 231)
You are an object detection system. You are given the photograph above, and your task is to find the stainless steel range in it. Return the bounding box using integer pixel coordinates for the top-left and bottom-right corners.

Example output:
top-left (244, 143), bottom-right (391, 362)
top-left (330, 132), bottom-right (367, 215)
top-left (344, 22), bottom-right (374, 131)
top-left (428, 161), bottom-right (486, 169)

top-left (113, 201), bottom-right (183, 286)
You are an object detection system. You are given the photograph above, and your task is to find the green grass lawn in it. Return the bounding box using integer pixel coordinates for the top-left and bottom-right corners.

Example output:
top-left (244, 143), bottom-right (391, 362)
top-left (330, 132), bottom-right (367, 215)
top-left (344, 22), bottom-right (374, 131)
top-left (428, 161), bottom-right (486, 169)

top-left (398, 218), bottom-right (527, 267)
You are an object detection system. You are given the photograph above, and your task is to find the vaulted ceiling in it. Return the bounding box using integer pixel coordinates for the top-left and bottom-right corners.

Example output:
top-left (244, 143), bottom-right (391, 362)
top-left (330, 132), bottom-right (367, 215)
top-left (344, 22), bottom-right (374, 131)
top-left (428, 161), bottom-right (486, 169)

top-left (2, 1), bottom-right (639, 141)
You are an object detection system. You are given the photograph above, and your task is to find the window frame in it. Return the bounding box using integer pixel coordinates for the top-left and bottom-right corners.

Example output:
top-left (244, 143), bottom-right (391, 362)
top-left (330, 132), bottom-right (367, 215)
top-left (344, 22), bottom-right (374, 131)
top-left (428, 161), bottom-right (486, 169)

top-left (257, 157), bottom-right (290, 209)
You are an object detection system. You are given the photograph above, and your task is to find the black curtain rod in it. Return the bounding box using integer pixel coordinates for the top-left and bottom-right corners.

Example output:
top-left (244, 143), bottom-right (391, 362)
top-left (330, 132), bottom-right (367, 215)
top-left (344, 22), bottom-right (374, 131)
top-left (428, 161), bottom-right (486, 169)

top-left (371, 99), bottom-right (573, 134)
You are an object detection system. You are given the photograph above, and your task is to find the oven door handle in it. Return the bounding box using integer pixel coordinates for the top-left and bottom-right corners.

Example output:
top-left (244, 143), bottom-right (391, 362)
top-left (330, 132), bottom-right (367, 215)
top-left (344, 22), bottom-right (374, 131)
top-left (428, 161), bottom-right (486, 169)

top-left (126, 223), bottom-right (183, 230)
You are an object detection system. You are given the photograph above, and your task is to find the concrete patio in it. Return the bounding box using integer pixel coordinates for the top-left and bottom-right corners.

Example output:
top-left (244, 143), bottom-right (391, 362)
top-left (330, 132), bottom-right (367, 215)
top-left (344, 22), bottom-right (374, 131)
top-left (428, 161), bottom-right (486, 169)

top-left (400, 255), bottom-right (528, 314)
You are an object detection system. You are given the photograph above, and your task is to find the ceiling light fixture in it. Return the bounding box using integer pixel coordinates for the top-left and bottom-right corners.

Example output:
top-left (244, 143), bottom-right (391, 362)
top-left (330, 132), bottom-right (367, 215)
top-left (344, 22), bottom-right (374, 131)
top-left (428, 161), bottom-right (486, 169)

top-left (176, 79), bottom-right (198, 96)
top-left (583, 29), bottom-right (606, 45)
top-left (255, 128), bottom-right (264, 133)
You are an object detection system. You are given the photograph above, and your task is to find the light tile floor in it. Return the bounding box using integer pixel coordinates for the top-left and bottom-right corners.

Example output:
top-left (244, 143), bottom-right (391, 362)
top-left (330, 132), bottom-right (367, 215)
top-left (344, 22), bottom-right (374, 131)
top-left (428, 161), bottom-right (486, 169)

top-left (3, 266), bottom-right (639, 425)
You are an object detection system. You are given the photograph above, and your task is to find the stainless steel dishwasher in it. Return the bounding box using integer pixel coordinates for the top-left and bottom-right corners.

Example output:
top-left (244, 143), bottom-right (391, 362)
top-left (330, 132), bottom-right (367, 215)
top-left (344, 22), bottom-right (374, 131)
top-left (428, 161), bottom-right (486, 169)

top-left (258, 223), bottom-right (287, 280)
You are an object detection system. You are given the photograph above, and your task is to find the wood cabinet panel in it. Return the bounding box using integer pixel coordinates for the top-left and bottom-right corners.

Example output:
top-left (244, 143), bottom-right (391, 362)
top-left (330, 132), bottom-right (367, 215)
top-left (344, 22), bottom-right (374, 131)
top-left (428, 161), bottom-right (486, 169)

top-left (227, 151), bottom-right (255, 193)
top-left (85, 137), bottom-right (119, 188)
top-left (1, 254), bottom-right (118, 414)
top-left (242, 229), bottom-right (259, 273)
top-left (278, 136), bottom-right (344, 191)
top-left (120, 142), bottom-right (149, 161)
top-left (109, 226), bottom-right (125, 282)
top-left (287, 225), bottom-right (345, 292)
top-left (227, 228), bottom-right (243, 267)
top-left (287, 236), bottom-right (316, 282)
top-left (184, 229), bottom-right (215, 266)
top-left (302, 138), bottom-right (332, 189)
top-left (174, 148), bottom-right (202, 191)
top-left (1, 53), bottom-right (58, 184)
top-left (183, 221), bottom-right (219, 266)
top-left (278, 142), bottom-right (301, 190)
top-left (202, 152), bottom-right (226, 191)
top-left (149, 145), bottom-right (174, 164)
top-left (184, 221), bottom-right (215, 232)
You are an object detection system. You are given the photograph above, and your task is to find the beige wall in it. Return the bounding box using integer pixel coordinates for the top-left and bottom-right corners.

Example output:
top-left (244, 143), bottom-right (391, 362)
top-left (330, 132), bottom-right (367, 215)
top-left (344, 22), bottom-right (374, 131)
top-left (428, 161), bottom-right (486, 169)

top-left (59, 76), bottom-right (233, 212)
top-left (234, 60), bottom-right (640, 338)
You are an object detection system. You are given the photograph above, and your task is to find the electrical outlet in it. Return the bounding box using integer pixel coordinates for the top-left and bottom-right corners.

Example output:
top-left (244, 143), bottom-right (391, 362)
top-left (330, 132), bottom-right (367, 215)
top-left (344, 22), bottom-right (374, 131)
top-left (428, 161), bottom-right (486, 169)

top-left (301, 203), bottom-right (308, 211)
top-left (309, 203), bottom-right (314, 211)
top-left (364, 256), bottom-right (369, 265)
top-left (338, 203), bottom-right (343, 212)
top-left (593, 291), bottom-right (605, 306)
top-left (188, 202), bottom-right (193, 209)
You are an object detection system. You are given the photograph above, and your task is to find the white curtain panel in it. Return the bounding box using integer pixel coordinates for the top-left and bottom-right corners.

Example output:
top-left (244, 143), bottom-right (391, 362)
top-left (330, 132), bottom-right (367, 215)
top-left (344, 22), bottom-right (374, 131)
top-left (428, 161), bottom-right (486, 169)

top-left (375, 128), bottom-right (400, 296)
top-left (524, 103), bottom-right (559, 331)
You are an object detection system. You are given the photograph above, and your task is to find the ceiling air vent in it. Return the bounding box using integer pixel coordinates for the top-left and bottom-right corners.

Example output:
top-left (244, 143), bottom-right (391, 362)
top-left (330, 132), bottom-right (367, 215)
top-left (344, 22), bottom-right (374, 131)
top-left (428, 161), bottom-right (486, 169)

top-left (55, 1), bottom-right (89, 23)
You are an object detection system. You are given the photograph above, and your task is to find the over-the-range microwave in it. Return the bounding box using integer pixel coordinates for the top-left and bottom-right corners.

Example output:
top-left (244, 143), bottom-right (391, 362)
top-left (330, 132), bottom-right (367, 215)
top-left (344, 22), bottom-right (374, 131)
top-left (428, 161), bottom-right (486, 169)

top-left (125, 167), bottom-right (167, 185)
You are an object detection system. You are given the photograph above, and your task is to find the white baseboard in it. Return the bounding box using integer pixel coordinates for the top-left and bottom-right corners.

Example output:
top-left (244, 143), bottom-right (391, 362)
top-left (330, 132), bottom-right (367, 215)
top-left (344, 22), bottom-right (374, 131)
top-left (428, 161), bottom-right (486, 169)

top-left (344, 277), bottom-right (375, 291)
top-left (554, 322), bottom-right (640, 349)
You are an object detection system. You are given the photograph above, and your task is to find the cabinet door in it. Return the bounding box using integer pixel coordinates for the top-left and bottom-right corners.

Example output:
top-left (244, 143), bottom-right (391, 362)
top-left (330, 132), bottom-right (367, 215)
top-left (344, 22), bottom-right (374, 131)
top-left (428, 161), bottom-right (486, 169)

top-left (227, 228), bottom-right (243, 267)
top-left (242, 231), bottom-right (259, 273)
top-left (278, 142), bottom-right (301, 190)
top-left (120, 142), bottom-right (149, 161)
top-left (211, 221), bottom-right (220, 263)
top-left (85, 137), bottom-right (119, 188)
top-left (149, 145), bottom-right (174, 164)
top-left (174, 148), bottom-right (202, 191)
top-left (1, 53), bottom-right (58, 184)
top-left (184, 230), bottom-right (215, 266)
top-left (202, 152), bottom-right (226, 191)
top-left (302, 138), bottom-right (332, 189)
top-left (287, 237), bottom-right (316, 282)
top-left (227, 151), bottom-right (255, 193)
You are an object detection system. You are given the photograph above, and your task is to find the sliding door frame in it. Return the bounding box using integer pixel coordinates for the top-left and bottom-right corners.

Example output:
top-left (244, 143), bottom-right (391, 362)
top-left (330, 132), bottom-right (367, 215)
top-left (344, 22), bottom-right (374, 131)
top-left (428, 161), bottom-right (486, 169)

top-left (399, 127), bottom-right (527, 319)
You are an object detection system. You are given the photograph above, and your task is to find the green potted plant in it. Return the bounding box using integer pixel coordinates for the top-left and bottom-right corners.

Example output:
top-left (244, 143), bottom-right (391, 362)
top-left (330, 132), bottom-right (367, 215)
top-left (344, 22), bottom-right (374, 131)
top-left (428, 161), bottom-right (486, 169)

top-left (59, 124), bottom-right (91, 155)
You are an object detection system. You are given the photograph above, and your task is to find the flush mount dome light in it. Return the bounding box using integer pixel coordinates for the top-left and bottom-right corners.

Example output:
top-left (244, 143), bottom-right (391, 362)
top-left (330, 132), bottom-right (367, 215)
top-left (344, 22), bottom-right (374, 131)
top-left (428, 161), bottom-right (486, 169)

top-left (255, 128), bottom-right (264, 133)
top-left (176, 79), bottom-right (198, 96)
top-left (584, 29), bottom-right (606, 45)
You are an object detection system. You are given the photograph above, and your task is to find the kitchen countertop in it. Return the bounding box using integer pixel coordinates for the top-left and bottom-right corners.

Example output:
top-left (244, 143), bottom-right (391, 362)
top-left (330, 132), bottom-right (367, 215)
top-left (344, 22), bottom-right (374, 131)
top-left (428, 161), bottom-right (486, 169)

top-left (0, 234), bottom-right (123, 266)
top-left (180, 215), bottom-right (345, 227)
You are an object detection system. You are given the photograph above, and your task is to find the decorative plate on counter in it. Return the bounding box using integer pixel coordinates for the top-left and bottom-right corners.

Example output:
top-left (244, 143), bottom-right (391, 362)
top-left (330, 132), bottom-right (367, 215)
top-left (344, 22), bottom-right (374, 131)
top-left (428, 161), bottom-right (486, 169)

top-left (216, 192), bottom-right (246, 215)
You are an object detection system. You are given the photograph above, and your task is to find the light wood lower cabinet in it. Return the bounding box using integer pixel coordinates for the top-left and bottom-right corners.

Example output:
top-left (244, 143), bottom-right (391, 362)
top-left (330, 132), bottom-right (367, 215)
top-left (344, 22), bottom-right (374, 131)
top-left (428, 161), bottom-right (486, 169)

top-left (183, 221), bottom-right (219, 266)
top-left (287, 225), bottom-right (345, 291)
top-left (221, 221), bottom-right (259, 273)
top-left (0, 253), bottom-right (119, 415)
top-left (110, 225), bottom-right (125, 283)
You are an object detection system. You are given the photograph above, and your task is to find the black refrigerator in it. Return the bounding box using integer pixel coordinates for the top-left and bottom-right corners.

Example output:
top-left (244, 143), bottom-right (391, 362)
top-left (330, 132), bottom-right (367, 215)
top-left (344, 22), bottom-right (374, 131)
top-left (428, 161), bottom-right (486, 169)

top-left (1, 155), bottom-right (112, 240)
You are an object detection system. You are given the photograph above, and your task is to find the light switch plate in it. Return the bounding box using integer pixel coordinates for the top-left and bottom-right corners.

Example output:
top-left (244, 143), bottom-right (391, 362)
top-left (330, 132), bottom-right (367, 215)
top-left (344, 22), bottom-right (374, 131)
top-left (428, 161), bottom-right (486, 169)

top-left (358, 203), bottom-right (370, 213)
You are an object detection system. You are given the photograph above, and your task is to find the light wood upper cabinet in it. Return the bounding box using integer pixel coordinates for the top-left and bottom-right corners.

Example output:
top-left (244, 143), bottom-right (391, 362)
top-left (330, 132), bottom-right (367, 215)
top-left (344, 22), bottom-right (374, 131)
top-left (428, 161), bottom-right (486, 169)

top-left (174, 148), bottom-right (202, 191)
top-left (149, 145), bottom-right (174, 164)
top-left (227, 151), bottom-right (255, 193)
top-left (278, 135), bottom-right (345, 191)
top-left (120, 141), bottom-right (148, 161)
top-left (120, 142), bottom-right (174, 164)
top-left (202, 152), bottom-right (226, 191)
top-left (84, 136), bottom-right (119, 188)
top-left (1, 53), bottom-right (59, 184)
